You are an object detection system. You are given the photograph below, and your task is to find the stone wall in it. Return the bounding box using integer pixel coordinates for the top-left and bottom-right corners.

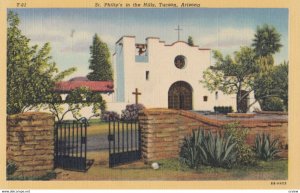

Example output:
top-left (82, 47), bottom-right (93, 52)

top-left (139, 108), bottom-right (288, 163)
top-left (7, 112), bottom-right (55, 177)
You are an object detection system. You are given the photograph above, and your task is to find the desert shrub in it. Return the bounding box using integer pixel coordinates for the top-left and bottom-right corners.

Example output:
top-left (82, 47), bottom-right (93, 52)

top-left (180, 129), bottom-right (238, 169)
top-left (179, 129), bottom-right (204, 169)
top-left (261, 97), bottom-right (284, 111)
top-left (101, 111), bottom-right (120, 122)
top-left (224, 122), bottom-right (257, 166)
top-left (121, 103), bottom-right (145, 121)
top-left (254, 133), bottom-right (281, 161)
top-left (200, 131), bottom-right (237, 168)
top-left (6, 161), bottom-right (17, 176)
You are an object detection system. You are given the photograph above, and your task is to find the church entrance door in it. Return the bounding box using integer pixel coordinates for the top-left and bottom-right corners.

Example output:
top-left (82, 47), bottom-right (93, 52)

top-left (168, 81), bottom-right (193, 110)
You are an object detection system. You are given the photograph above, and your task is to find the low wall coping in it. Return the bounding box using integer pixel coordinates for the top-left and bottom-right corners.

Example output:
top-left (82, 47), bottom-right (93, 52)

top-left (7, 112), bottom-right (54, 121)
top-left (254, 111), bottom-right (288, 115)
top-left (140, 108), bottom-right (288, 127)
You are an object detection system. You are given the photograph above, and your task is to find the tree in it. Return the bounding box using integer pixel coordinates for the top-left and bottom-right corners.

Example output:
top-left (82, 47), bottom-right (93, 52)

top-left (252, 24), bottom-right (282, 57)
top-left (7, 11), bottom-right (76, 115)
top-left (44, 87), bottom-right (106, 122)
top-left (188, 36), bottom-right (194, 46)
top-left (274, 61), bottom-right (288, 109)
top-left (253, 61), bottom-right (288, 111)
top-left (7, 11), bottom-right (108, 121)
top-left (87, 34), bottom-right (113, 81)
top-left (202, 24), bottom-right (287, 112)
top-left (7, 11), bottom-right (32, 114)
top-left (201, 47), bottom-right (258, 113)
top-left (252, 24), bottom-right (287, 111)
top-left (202, 48), bottom-right (288, 113)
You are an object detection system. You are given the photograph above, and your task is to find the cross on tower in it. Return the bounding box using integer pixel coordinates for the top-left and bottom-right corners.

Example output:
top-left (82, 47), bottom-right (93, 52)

top-left (175, 25), bottom-right (183, 41)
top-left (132, 88), bottom-right (141, 104)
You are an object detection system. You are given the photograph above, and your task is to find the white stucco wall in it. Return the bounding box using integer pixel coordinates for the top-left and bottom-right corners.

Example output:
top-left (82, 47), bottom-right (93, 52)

top-left (114, 36), bottom-right (245, 112)
top-left (34, 92), bottom-right (127, 120)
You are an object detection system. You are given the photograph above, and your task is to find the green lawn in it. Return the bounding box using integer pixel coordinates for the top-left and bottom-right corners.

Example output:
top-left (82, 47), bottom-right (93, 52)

top-left (87, 120), bottom-right (109, 136)
top-left (88, 119), bottom-right (105, 125)
top-left (54, 151), bottom-right (288, 181)
top-left (157, 158), bottom-right (288, 180)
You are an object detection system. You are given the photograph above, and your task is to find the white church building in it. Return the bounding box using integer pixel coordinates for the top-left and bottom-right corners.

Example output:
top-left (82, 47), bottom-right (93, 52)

top-left (111, 36), bottom-right (259, 112)
top-left (51, 35), bottom-right (259, 120)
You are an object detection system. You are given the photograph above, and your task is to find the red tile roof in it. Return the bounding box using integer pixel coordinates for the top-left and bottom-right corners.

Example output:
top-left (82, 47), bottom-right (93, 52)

top-left (54, 81), bottom-right (114, 93)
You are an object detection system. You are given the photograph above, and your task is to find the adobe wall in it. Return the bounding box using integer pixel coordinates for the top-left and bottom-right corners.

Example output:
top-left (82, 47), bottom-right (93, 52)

top-left (7, 112), bottom-right (55, 177)
top-left (139, 108), bottom-right (288, 163)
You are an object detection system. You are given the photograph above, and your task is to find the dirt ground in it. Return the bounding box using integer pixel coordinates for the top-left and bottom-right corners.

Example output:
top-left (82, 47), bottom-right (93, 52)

top-left (53, 151), bottom-right (288, 181)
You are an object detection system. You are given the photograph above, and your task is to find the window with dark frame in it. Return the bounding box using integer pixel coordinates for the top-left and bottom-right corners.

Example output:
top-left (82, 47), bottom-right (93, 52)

top-left (174, 55), bottom-right (186, 69)
top-left (215, 91), bottom-right (218, 100)
top-left (203, 96), bottom-right (208, 102)
top-left (146, 71), bottom-right (149, 80)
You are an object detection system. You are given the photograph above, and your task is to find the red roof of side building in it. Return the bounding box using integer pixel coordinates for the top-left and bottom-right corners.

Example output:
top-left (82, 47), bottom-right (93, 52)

top-left (54, 81), bottom-right (114, 93)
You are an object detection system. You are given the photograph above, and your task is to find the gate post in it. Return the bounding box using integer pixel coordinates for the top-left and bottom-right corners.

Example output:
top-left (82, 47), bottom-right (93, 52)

top-left (7, 112), bottom-right (55, 177)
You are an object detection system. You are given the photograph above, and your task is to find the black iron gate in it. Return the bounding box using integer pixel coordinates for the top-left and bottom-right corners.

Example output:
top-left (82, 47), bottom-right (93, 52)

top-left (54, 121), bottom-right (87, 171)
top-left (108, 119), bottom-right (141, 167)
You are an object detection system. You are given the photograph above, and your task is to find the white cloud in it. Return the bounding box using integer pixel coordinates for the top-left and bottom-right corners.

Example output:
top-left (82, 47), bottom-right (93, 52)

top-left (24, 25), bottom-right (118, 54)
top-left (22, 24), bottom-right (67, 43)
top-left (60, 31), bottom-right (92, 53)
top-left (101, 34), bottom-right (117, 46)
top-left (199, 27), bottom-right (255, 48)
top-left (60, 32), bottom-right (117, 54)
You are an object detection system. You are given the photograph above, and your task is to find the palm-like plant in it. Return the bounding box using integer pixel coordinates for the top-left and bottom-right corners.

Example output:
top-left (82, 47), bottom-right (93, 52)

top-left (180, 129), bottom-right (205, 169)
top-left (200, 131), bottom-right (237, 168)
top-left (180, 129), bottom-right (238, 169)
top-left (252, 24), bottom-right (282, 57)
top-left (254, 133), bottom-right (281, 161)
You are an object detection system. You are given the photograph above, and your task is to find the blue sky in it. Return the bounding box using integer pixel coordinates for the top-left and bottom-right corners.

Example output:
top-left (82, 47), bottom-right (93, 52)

top-left (11, 8), bottom-right (288, 78)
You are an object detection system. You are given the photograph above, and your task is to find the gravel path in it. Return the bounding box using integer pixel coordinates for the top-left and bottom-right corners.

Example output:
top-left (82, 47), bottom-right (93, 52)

top-left (87, 134), bottom-right (108, 152)
top-left (87, 130), bottom-right (138, 152)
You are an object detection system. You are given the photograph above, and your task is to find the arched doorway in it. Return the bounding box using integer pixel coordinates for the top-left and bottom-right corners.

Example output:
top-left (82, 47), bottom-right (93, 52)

top-left (168, 81), bottom-right (193, 110)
